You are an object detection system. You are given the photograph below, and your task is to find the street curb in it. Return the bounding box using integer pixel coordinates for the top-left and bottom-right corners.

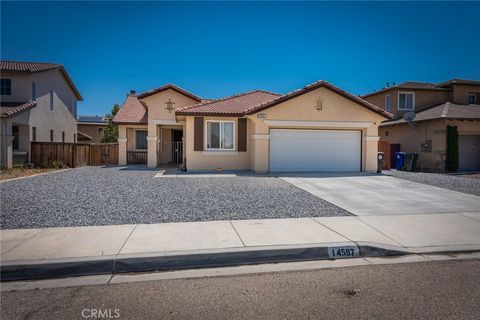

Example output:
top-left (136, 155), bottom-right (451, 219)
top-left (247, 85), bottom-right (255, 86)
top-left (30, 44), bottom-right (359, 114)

top-left (0, 242), bottom-right (425, 282)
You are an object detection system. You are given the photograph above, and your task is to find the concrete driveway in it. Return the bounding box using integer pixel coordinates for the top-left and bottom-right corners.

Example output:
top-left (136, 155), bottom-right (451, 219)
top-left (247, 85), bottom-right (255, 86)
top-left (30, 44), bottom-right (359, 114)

top-left (280, 173), bottom-right (480, 216)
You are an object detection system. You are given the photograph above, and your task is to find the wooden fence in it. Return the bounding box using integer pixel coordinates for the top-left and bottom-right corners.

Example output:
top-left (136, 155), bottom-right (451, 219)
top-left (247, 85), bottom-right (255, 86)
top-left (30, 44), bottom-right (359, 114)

top-left (31, 142), bottom-right (118, 168)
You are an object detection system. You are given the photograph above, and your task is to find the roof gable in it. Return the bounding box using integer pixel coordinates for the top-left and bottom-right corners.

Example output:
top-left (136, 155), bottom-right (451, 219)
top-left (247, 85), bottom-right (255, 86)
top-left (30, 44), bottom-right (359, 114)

top-left (137, 84), bottom-right (202, 102)
top-left (244, 81), bottom-right (392, 119)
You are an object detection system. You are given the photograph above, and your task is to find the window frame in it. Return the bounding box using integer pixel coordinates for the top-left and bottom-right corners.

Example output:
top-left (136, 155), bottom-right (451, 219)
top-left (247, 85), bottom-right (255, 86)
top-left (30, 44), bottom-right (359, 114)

top-left (398, 92), bottom-right (415, 111)
top-left (1, 78), bottom-right (12, 96)
top-left (32, 127), bottom-right (37, 142)
top-left (468, 93), bottom-right (477, 105)
top-left (32, 82), bottom-right (36, 101)
top-left (385, 94), bottom-right (392, 112)
top-left (135, 129), bottom-right (148, 150)
top-left (97, 128), bottom-right (104, 135)
top-left (205, 120), bottom-right (235, 151)
top-left (50, 90), bottom-right (54, 111)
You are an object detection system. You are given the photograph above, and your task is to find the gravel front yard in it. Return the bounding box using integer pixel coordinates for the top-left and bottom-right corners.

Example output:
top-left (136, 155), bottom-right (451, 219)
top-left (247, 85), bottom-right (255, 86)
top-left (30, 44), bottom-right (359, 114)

top-left (386, 170), bottom-right (480, 196)
top-left (0, 166), bottom-right (350, 229)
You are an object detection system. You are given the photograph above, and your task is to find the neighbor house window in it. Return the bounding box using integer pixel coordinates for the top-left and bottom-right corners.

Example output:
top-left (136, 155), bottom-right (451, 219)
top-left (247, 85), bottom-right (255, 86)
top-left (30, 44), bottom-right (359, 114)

top-left (398, 92), bottom-right (414, 110)
top-left (62, 131), bottom-right (65, 143)
top-left (206, 121), bottom-right (234, 150)
top-left (1, 78), bottom-right (11, 95)
top-left (385, 95), bottom-right (392, 112)
top-left (50, 91), bottom-right (54, 111)
top-left (32, 127), bottom-right (36, 142)
top-left (12, 126), bottom-right (19, 150)
top-left (74, 133), bottom-right (77, 143)
top-left (50, 130), bottom-right (54, 142)
top-left (468, 93), bottom-right (477, 105)
top-left (31, 82), bottom-right (36, 101)
top-left (135, 130), bottom-right (147, 150)
top-left (97, 128), bottom-right (104, 135)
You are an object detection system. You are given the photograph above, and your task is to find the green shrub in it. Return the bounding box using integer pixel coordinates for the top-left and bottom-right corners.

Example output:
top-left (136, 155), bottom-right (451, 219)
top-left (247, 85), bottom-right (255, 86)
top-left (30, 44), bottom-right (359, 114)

top-left (446, 125), bottom-right (459, 172)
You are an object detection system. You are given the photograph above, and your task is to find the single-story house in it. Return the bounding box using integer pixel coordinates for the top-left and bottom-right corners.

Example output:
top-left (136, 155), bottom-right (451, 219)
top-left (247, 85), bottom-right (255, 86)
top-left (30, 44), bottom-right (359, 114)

top-left (113, 81), bottom-right (392, 172)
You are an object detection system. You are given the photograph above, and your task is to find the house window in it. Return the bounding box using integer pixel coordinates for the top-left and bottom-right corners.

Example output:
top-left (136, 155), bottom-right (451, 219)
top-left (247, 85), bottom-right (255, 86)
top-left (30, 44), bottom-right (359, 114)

top-left (74, 133), bottom-right (77, 143)
top-left (1, 78), bottom-right (11, 95)
top-left (135, 130), bottom-right (148, 150)
top-left (31, 82), bottom-right (36, 101)
top-left (398, 92), bottom-right (414, 110)
top-left (385, 95), bottom-right (392, 112)
top-left (32, 127), bottom-right (36, 142)
top-left (62, 131), bottom-right (65, 143)
top-left (50, 130), bottom-right (54, 142)
top-left (12, 126), bottom-right (19, 150)
top-left (468, 93), bottom-right (477, 105)
top-left (50, 91), bottom-right (54, 111)
top-left (206, 121), bottom-right (234, 150)
top-left (97, 128), bottom-right (104, 135)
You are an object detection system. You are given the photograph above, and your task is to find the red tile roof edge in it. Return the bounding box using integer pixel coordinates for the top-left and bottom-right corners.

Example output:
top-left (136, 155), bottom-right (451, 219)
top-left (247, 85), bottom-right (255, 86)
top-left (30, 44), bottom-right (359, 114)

top-left (0, 101), bottom-right (37, 118)
top-left (137, 83), bottom-right (202, 102)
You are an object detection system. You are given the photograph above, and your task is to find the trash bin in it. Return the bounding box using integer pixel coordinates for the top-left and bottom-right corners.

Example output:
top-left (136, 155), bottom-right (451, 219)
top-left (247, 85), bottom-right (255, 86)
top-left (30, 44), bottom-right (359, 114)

top-left (404, 153), bottom-right (419, 172)
top-left (377, 152), bottom-right (385, 173)
top-left (395, 152), bottom-right (405, 170)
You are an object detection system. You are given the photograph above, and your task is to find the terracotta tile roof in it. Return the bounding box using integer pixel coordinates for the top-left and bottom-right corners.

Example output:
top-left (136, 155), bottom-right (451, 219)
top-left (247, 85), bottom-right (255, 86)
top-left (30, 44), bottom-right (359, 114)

top-left (137, 83), bottom-right (202, 101)
top-left (0, 101), bottom-right (37, 118)
top-left (175, 90), bottom-right (281, 116)
top-left (0, 61), bottom-right (62, 72)
top-left (381, 102), bottom-right (480, 126)
top-left (244, 80), bottom-right (392, 119)
top-left (113, 94), bottom-right (148, 124)
top-left (0, 60), bottom-right (83, 100)
top-left (436, 79), bottom-right (480, 88)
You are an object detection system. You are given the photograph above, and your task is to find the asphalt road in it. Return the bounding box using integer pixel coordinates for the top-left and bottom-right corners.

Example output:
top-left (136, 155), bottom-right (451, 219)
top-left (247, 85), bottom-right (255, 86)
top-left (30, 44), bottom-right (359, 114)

top-left (2, 259), bottom-right (479, 320)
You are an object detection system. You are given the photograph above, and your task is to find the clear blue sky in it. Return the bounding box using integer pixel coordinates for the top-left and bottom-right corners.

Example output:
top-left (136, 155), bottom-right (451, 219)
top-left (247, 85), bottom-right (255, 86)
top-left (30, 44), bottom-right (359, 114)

top-left (2, 1), bottom-right (479, 116)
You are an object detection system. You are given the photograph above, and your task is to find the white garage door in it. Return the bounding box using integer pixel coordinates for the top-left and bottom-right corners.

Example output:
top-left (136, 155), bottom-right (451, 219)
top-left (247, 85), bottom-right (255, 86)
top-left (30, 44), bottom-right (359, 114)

top-left (269, 129), bottom-right (361, 172)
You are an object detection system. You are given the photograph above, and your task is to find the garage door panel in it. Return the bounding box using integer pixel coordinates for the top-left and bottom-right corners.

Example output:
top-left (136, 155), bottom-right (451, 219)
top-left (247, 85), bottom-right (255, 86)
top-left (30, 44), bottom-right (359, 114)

top-left (269, 129), bottom-right (361, 172)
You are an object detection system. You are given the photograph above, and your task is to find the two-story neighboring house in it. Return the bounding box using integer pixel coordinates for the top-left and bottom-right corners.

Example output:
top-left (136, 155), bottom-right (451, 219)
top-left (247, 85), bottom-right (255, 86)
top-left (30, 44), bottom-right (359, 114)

top-left (362, 79), bottom-right (480, 171)
top-left (0, 61), bottom-right (83, 169)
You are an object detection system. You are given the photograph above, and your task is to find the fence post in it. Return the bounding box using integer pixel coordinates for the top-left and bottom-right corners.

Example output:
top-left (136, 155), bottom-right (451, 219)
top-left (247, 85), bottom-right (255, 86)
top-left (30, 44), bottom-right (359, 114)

top-left (72, 143), bottom-right (76, 168)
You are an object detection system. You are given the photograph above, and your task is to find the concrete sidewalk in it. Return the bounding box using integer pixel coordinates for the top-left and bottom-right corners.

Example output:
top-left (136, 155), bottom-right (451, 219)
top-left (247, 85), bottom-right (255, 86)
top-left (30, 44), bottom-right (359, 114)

top-left (1, 212), bottom-right (479, 281)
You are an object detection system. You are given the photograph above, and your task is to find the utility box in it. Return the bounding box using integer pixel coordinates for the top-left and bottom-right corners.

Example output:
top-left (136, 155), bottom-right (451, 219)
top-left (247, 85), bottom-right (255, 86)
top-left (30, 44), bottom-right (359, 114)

top-left (395, 152), bottom-right (405, 170)
top-left (377, 152), bottom-right (385, 173)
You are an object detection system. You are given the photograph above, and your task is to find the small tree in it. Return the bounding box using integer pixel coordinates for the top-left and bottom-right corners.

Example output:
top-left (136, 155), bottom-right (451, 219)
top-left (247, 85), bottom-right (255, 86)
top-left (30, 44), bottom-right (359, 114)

top-left (445, 125), bottom-right (459, 172)
top-left (101, 104), bottom-right (120, 143)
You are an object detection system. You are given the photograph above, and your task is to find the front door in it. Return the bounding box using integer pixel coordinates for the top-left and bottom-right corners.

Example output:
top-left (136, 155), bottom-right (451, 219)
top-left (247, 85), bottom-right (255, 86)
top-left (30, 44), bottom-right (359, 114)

top-left (171, 130), bottom-right (183, 165)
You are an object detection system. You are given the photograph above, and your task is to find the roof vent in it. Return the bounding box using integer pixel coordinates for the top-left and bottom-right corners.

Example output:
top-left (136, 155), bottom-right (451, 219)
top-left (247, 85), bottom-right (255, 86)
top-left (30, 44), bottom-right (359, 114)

top-left (129, 90), bottom-right (136, 95)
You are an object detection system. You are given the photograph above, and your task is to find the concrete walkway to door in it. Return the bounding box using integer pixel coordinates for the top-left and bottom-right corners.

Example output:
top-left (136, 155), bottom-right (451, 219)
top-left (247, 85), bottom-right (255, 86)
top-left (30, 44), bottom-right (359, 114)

top-left (280, 173), bottom-right (480, 216)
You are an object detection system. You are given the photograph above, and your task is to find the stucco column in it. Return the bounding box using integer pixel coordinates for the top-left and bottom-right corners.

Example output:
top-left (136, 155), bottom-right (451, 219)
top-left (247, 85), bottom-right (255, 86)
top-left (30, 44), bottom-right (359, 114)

top-left (118, 126), bottom-right (127, 166)
top-left (147, 136), bottom-right (158, 168)
top-left (252, 134), bottom-right (270, 173)
top-left (1, 119), bottom-right (13, 169)
top-left (364, 136), bottom-right (380, 172)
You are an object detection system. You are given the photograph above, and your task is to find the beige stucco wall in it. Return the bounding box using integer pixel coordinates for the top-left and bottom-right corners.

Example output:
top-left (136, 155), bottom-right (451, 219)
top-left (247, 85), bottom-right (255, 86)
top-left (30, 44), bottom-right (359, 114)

top-left (185, 116), bottom-right (251, 171)
top-left (452, 85), bottom-right (480, 104)
top-left (140, 89), bottom-right (198, 167)
top-left (379, 119), bottom-right (480, 171)
top-left (77, 124), bottom-right (106, 143)
top-left (185, 87), bottom-right (386, 172)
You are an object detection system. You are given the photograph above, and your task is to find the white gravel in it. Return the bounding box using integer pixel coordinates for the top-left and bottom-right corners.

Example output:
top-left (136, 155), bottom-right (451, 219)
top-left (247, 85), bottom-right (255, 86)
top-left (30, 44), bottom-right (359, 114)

top-left (0, 166), bottom-right (350, 229)
top-left (386, 170), bottom-right (480, 196)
